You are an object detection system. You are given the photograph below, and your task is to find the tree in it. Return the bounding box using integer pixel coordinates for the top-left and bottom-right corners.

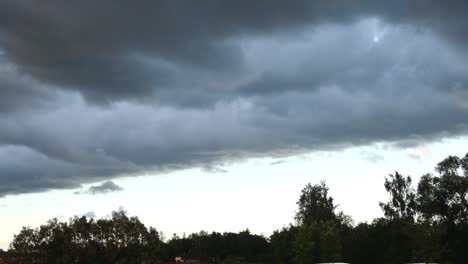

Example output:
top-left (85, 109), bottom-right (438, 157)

top-left (380, 171), bottom-right (416, 222)
top-left (295, 220), bottom-right (342, 264)
top-left (341, 222), bottom-right (384, 264)
top-left (295, 181), bottom-right (337, 225)
top-left (437, 155), bottom-right (468, 224)
top-left (7, 211), bottom-right (163, 264)
top-left (8, 226), bottom-right (39, 264)
top-left (270, 226), bottom-right (298, 264)
top-left (417, 173), bottom-right (445, 223)
top-left (417, 154), bottom-right (468, 224)
top-left (293, 182), bottom-right (345, 263)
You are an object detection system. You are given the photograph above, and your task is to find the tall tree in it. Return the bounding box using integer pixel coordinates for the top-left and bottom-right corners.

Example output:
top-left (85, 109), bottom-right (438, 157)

top-left (294, 182), bottom-right (345, 263)
top-left (295, 181), bottom-right (337, 225)
top-left (380, 171), bottom-right (416, 221)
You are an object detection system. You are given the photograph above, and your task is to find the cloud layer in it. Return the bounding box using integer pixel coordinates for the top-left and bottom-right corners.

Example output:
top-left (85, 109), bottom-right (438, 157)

top-left (1, 1), bottom-right (468, 196)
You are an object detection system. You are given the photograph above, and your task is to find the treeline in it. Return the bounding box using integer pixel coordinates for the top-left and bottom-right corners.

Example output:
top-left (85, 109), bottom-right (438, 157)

top-left (1, 153), bottom-right (468, 264)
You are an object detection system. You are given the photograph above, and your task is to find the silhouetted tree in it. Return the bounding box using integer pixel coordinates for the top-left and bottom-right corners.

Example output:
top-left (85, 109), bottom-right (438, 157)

top-left (8, 210), bottom-right (162, 264)
top-left (380, 171), bottom-right (417, 222)
top-left (295, 181), bottom-right (337, 225)
top-left (293, 181), bottom-right (347, 263)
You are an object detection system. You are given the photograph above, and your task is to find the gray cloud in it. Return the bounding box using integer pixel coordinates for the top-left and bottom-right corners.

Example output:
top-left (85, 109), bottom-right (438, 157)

top-left (1, 2), bottom-right (468, 196)
top-left (75, 181), bottom-right (123, 195)
top-left (0, 55), bottom-right (61, 113)
top-left (0, 1), bottom-right (467, 104)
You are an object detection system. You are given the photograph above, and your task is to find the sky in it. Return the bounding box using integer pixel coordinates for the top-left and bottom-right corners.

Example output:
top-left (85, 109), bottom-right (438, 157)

top-left (1, 0), bottom-right (468, 250)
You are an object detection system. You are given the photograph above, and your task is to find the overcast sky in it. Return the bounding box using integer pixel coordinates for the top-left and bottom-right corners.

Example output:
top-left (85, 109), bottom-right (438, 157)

top-left (1, 0), bottom-right (468, 249)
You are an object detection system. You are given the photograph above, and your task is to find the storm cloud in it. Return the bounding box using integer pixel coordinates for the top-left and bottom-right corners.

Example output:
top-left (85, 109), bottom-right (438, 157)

top-left (1, 1), bottom-right (468, 196)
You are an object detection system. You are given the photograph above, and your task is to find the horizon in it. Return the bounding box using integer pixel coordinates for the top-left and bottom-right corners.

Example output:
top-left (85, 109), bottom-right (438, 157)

top-left (1, 137), bottom-right (467, 250)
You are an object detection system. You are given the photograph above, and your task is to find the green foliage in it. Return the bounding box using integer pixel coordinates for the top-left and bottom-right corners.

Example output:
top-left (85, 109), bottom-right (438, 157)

top-left (7, 210), bottom-right (162, 264)
top-left (295, 221), bottom-right (341, 264)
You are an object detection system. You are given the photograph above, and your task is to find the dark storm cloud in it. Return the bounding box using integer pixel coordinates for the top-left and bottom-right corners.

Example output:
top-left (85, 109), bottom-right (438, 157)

top-left (0, 55), bottom-right (60, 113)
top-left (0, 0), bottom-right (467, 104)
top-left (0, 145), bottom-right (134, 196)
top-left (1, 1), bottom-right (468, 196)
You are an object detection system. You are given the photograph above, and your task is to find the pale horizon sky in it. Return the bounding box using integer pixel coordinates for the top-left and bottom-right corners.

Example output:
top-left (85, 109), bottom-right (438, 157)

top-left (1, 136), bottom-right (466, 250)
